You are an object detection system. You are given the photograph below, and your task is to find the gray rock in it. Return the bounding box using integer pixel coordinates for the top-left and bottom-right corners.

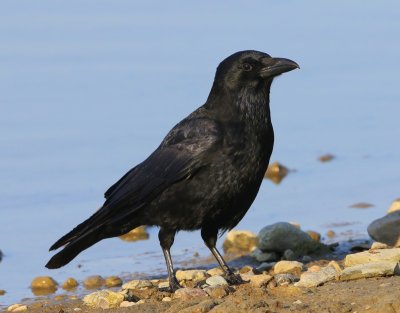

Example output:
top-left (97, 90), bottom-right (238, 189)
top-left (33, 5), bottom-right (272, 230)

top-left (368, 211), bottom-right (400, 246)
top-left (344, 248), bottom-right (400, 266)
top-left (251, 249), bottom-right (278, 262)
top-left (340, 262), bottom-right (399, 280)
top-left (83, 290), bottom-right (124, 309)
top-left (283, 249), bottom-right (297, 260)
top-left (295, 265), bottom-right (338, 287)
top-left (274, 273), bottom-right (298, 286)
top-left (205, 275), bottom-right (228, 286)
top-left (257, 222), bottom-right (328, 255)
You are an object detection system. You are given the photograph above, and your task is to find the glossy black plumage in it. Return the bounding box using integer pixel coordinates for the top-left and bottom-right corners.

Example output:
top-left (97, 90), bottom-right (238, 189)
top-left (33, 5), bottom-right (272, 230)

top-left (46, 50), bottom-right (298, 290)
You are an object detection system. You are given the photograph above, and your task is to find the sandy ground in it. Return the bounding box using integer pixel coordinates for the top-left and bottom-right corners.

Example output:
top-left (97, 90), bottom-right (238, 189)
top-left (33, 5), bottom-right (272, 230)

top-left (5, 275), bottom-right (400, 313)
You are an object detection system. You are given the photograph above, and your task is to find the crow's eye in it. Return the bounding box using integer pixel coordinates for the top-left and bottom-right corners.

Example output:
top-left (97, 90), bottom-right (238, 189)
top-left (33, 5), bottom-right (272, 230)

top-left (242, 63), bottom-right (253, 71)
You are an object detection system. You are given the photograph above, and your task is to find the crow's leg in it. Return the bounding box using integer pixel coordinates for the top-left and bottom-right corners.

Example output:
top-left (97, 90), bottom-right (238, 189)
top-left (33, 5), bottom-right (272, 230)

top-left (158, 227), bottom-right (181, 292)
top-left (201, 227), bottom-right (246, 285)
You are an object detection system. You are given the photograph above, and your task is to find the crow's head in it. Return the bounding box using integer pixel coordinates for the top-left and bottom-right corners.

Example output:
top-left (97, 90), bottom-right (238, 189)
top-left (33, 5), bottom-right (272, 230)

top-left (214, 50), bottom-right (299, 91)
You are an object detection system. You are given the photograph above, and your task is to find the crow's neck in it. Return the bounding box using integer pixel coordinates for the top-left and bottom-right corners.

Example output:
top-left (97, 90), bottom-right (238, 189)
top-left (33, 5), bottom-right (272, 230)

top-left (205, 82), bottom-right (272, 129)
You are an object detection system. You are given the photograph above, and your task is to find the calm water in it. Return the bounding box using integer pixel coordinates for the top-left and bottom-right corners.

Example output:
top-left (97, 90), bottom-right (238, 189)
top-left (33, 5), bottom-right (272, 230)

top-left (1, 0), bottom-right (400, 306)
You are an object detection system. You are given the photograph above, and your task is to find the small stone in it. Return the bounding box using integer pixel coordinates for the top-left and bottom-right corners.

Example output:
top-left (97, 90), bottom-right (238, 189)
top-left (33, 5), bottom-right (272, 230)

top-left (174, 287), bottom-right (208, 300)
top-left (255, 262), bottom-right (276, 272)
top-left (318, 154), bottom-right (335, 162)
top-left (251, 249), bottom-right (278, 262)
top-left (158, 281), bottom-right (169, 289)
top-left (248, 274), bottom-right (273, 288)
top-left (344, 248), bottom-right (400, 266)
top-left (239, 265), bottom-right (254, 274)
top-left (257, 222), bottom-right (328, 255)
top-left (295, 265), bottom-right (339, 287)
top-left (83, 290), bottom-right (124, 309)
top-left (7, 304), bottom-right (27, 312)
top-left (205, 275), bottom-right (228, 286)
top-left (54, 295), bottom-right (67, 301)
top-left (308, 265), bottom-right (321, 272)
top-left (122, 279), bottom-right (153, 290)
top-left (31, 276), bottom-right (58, 295)
top-left (368, 212), bottom-right (400, 246)
top-left (83, 275), bottom-right (104, 289)
top-left (283, 249), bottom-right (297, 261)
top-left (265, 161), bottom-right (289, 184)
top-left (119, 226), bottom-right (149, 242)
top-left (349, 202), bottom-right (374, 209)
top-left (274, 273), bottom-right (298, 286)
top-left (306, 231), bottom-right (321, 242)
top-left (204, 285), bottom-right (229, 298)
top-left (73, 309), bottom-right (81, 312)
top-left (274, 261), bottom-right (304, 276)
top-left (104, 276), bottom-right (122, 288)
top-left (340, 262), bottom-right (399, 280)
top-left (0, 289), bottom-right (5, 295)
top-left (371, 242), bottom-right (389, 250)
top-left (120, 301), bottom-right (136, 307)
top-left (328, 261), bottom-right (342, 274)
top-left (222, 230), bottom-right (257, 254)
top-left (326, 230), bottom-right (335, 238)
top-left (176, 270), bottom-right (208, 282)
top-left (206, 267), bottom-right (224, 276)
top-left (388, 199), bottom-right (400, 213)
top-left (62, 278), bottom-right (78, 290)
top-left (162, 296), bottom-right (172, 302)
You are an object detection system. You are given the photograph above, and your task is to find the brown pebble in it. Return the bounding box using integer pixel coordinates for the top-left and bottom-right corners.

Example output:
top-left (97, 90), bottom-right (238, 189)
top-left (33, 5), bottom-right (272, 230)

top-left (265, 161), bottom-right (289, 184)
top-left (54, 295), bottom-right (67, 301)
top-left (307, 265), bottom-right (321, 272)
top-left (0, 289), bottom-right (5, 296)
top-left (83, 275), bottom-right (104, 289)
top-left (62, 278), bottom-right (78, 290)
top-left (327, 230), bottom-right (335, 238)
top-left (349, 202), bottom-right (374, 209)
top-left (306, 230), bottom-right (321, 242)
top-left (239, 265), bottom-right (254, 274)
top-left (204, 285), bottom-right (229, 298)
top-left (104, 276), bottom-right (123, 288)
top-left (31, 276), bottom-right (58, 295)
top-left (318, 154), bottom-right (335, 162)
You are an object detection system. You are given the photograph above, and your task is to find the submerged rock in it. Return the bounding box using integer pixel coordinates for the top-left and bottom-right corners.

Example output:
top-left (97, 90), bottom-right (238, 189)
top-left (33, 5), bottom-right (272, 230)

top-left (264, 161), bottom-right (289, 184)
top-left (340, 262), bottom-right (399, 281)
top-left (30, 276), bottom-right (58, 295)
top-left (119, 226), bottom-right (149, 242)
top-left (257, 222), bottom-right (328, 255)
top-left (368, 211), bottom-right (400, 246)
top-left (104, 276), bottom-right (123, 288)
top-left (222, 230), bottom-right (257, 254)
top-left (83, 275), bottom-right (104, 289)
top-left (0, 249), bottom-right (3, 262)
top-left (0, 289), bottom-right (5, 296)
top-left (387, 198), bottom-right (400, 213)
top-left (83, 290), bottom-right (124, 309)
top-left (344, 248), bottom-right (400, 266)
top-left (61, 278), bottom-right (78, 290)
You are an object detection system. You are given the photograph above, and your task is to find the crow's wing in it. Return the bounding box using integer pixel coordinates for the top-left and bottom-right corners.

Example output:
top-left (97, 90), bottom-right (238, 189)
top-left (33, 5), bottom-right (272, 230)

top-left (50, 116), bottom-right (221, 250)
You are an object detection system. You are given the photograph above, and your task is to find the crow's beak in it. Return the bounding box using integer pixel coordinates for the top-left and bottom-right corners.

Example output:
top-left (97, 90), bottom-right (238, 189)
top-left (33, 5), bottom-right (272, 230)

top-left (260, 57), bottom-right (300, 78)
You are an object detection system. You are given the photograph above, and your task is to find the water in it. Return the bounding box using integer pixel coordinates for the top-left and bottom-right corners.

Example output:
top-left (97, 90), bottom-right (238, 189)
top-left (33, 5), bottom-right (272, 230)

top-left (1, 0), bottom-right (400, 306)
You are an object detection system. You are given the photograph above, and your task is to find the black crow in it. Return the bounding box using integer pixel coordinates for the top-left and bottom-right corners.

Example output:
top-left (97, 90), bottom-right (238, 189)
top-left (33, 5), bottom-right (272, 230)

top-left (46, 50), bottom-right (299, 291)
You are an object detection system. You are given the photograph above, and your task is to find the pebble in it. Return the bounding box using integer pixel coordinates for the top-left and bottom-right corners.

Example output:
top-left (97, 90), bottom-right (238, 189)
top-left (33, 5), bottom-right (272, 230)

top-left (83, 290), bottom-right (124, 309)
top-left (203, 285), bottom-right (229, 298)
top-left (239, 265), bottom-right (254, 274)
top-left (207, 267), bottom-right (224, 276)
top-left (371, 242), bottom-right (389, 250)
top-left (120, 301), bottom-right (136, 307)
top-left (158, 281), bottom-right (170, 289)
top-left (306, 231), bottom-right (321, 241)
top-left (162, 296), bottom-right (172, 302)
top-left (251, 249), bottom-right (278, 262)
top-left (119, 225), bottom-right (149, 242)
top-left (340, 261), bottom-right (399, 280)
top-left (349, 202), bottom-right (374, 209)
top-left (83, 275), bottom-right (104, 289)
top-left (295, 265), bottom-right (339, 287)
top-left (30, 276), bottom-right (58, 295)
top-left (122, 279), bottom-right (153, 290)
top-left (205, 275), bottom-right (228, 286)
top-left (0, 289), bottom-right (5, 295)
top-left (368, 211), bottom-right (400, 246)
top-left (344, 248), bottom-right (400, 266)
top-left (318, 154), bottom-right (335, 162)
top-left (274, 273), bottom-right (298, 286)
top-left (7, 304), bottom-right (27, 312)
top-left (387, 198), bottom-right (400, 213)
top-left (222, 230), bottom-right (257, 253)
top-left (255, 262), bottom-right (276, 272)
top-left (180, 300), bottom-right (217, 313)
top-left (61, 278), bottom-right (78, 290)
top-left (327, 230), bottom-right (335, 238)
top-left (174, 287), bottom-right (208, 300)
top-left (104, 276), bottom-right (123, 288)
top-left (257, 222), bottom-right (328, 255)
top-left (248, 274), bottom-right (273, 288)
top-left (274, 261), bottom-right (304, 276)
top-left (176, 269), bottom-right (208, 281)
top-left (265, 161), bottom-right (289, 184)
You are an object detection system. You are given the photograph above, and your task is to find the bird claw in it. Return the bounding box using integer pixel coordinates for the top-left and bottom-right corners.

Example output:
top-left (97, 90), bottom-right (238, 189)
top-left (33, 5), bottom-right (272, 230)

top-left (225, 272), bottom-right (248, 285)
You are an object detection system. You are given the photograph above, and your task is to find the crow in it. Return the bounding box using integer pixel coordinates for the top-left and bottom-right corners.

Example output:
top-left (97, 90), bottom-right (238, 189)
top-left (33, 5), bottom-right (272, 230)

top-left (46, 50), bottom-right (299, 291)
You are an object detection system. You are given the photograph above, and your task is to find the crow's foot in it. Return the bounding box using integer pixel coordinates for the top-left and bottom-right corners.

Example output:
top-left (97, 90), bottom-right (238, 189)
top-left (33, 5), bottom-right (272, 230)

top-left (225, 272), bottom-right (248, 285)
